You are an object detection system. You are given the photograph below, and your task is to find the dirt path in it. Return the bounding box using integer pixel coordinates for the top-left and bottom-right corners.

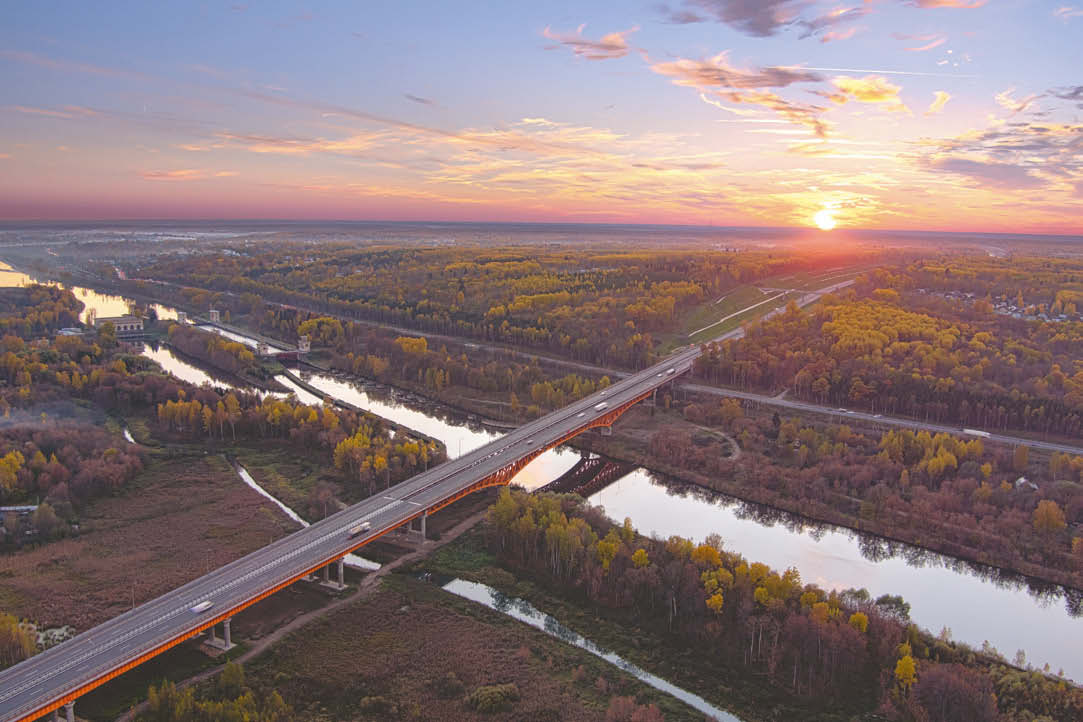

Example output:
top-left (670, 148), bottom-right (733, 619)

top-left (114, 508), bottom-right (489, 721)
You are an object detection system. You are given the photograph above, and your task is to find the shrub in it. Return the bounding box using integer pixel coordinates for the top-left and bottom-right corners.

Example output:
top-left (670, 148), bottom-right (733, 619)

top-left (465, 683), bottom-right (520, 713)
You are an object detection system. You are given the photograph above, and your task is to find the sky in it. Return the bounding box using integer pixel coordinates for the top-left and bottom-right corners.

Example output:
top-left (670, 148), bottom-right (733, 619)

top-left (1, 1), bottom-right (1081, 233)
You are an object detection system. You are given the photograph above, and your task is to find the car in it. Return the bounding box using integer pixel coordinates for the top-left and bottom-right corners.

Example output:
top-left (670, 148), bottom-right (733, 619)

top-left (594, 402), bottom-right (609, 411)
top-left (666, 368), bottom-right (675, 375)
top-left (526, 439), bottom-right (534, 445)
top-left (348, 521), bottom-right (372, 537)
top-left (576, 412), bottom-right (586, 418)
top-left (837, 408), bottom-right (848, 413)
top-left (873, 414), bottom-right (882, 418)
top-left (189, 601), bottom-right (214, 614)
top-left (656, 372), bottom-right (663, 377)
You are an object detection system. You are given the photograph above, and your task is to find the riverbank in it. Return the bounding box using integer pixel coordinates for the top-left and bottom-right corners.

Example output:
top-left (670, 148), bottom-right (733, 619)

top-left (570, 405), bottom-right (1083, 595)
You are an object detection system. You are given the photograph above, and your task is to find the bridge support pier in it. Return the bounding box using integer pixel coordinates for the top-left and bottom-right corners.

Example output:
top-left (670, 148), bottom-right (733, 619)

top-left (319, 557), bottom-right (347, 591)
top-left (599, 425), bottom-right (612, 436)
top-left (207, 617), bottom-right (235, 651)
top-left (65, 700), bottom-right (75, 722)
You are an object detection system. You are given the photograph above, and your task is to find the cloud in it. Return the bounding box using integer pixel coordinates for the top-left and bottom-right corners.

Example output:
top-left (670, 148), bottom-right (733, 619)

top-left (1054, 5), bottom-right (1083, 18)
top-left (659, 0), bottom-right (805, 37)
top-left (798, 6), bottom-right (869, 41)
top-left (650, 52), bottom-right (822, 89)
top-left (711, 90), bottom-right (832, 137)
top-left (1051, 86), bottom-right (1083, 107)
top-left (215, 171), bottom-right (239, 177)
top-left (819, 27), bottom-right (859, 43)
top-left (0, 153), bottom-right (10, 160)
top-left (926, 157), bottom-right (1043, 188)
top-left (995, 89), bottom-right (1040, 113)
top-left (140, 169), bottom-right (205, 181)
top-left (926, 90), bottom-right (951, 115)
top-left (404, 93), bottom-right (437, 106)
top-left (542, 24), bottom-right (638, 60)
top-left (829, 75), bottom-right (910, 113)
top-left (0, 49), bottom-right (147, 80)
top-left (896, 33), bottom-right (948, 51)
top-left (216, 130), bottom-right (388, 156)
top-left (916, 119), bottom-right (1083, 192)
top-left (911, 0), bottom-right (986, 7)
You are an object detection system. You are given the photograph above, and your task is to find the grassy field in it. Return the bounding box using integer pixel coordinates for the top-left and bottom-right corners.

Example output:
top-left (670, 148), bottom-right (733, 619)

top-left (0, 451), bottom-right (299, 632)
top-left (243, 573), bottom-right (707, 721)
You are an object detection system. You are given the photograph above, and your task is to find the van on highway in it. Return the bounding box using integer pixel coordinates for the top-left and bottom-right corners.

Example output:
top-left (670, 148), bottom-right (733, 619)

top-left (189, 601), bottom-right (214, 614)
top-left (666, 368), bottom-right (675, 375)
top-left (348, 521), bottom-right (372, 537)
top-left (594, 402), bottom-right (609, 411)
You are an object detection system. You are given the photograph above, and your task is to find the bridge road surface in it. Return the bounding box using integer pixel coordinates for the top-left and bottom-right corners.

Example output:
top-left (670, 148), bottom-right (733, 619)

top-left (0, 348), bottom-right (700, 722)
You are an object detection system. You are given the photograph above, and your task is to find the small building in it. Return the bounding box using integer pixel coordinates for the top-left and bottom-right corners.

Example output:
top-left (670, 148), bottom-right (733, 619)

top-left (94, 315), bottom-right (144, 336)
top-left (208, 309), bottom-right (221, 323)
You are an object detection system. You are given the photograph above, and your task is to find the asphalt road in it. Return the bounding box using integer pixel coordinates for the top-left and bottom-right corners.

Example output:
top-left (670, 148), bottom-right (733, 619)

top-left (0, 348), bottom-right (699, 722)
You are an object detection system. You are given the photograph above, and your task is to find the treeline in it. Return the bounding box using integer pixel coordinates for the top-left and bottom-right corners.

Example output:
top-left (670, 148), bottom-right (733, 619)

top-left (894, 256), bottom-right (1083, 317)
top-left (652, 400), bottom-right (1083, 587)
top-left (0, 285), bottom-right (82, 339)
top-left (166, 324), bottom-right (260, 379)
top-left (487, 489), bottom-right (1083, 721)
top-left (0, 425), bottom-right (144, 546)
top-left (140, 662), bottom-right (291, 722)
top-left (156, 392), bottom-right (442, 494)
top-left (694, 288), bottom-right (1083, 436)
top-left (319, 324), bottom-right (611, 418)
top-left (140, 245), bottom-right (875, 369)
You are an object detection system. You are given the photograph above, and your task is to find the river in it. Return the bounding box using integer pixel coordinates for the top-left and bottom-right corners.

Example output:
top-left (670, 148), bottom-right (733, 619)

top-left (7, 268), bottom-right (1081, 682)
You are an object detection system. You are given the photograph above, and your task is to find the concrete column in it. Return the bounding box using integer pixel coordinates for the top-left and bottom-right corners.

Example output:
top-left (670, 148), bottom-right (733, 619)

top-left (321, 564), bottom-right (330, 583)
top-left (420, 512), bottom-right (427, 541)
top-left (208, 623), bottom-right (217, 645)
top-left (336, 557), bottom-right (345, 587)
top-left (51, 708), bottom-right (58, 722)
top-left (65, 702), bottom-right (75, 722)
top-left (222, 618), bottom-right (231, 649)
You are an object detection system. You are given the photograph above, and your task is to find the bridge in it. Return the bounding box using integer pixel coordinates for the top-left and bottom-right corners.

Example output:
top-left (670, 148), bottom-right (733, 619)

top-left (0, 348), bottom-right (698, 722)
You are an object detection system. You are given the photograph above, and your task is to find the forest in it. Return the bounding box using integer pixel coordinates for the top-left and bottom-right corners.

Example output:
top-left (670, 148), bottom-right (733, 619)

top-left (694, 267), bottom-right (1083, 437)
top-left (137, 244), bottom-right (876, 369)
top-left (487, 487), bottom-right (1083, 721)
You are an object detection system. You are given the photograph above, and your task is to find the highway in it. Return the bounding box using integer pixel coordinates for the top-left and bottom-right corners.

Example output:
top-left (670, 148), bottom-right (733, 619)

top-left (0, 347), bottom-right (698, 722)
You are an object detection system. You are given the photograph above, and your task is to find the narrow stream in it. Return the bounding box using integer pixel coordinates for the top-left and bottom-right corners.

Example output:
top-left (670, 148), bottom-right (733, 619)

top-left (441, 577), bottom-right (740, 722)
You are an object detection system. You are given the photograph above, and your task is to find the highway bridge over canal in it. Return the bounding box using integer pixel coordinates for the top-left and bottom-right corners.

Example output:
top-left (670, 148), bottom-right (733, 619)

top-left (0, 348), bottom-right (698, 722)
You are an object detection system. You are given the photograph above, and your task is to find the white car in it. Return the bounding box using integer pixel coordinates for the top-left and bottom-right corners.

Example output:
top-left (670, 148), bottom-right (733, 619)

top-left (189, 601), bottom-right (214, 614)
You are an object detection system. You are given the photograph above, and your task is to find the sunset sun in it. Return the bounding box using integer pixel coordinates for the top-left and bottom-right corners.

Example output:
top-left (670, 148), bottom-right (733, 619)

top-left (814, 209), bottom-right (837, 231)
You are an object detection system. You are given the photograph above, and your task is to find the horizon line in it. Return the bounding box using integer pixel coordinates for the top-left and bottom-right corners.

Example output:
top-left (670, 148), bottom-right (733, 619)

top-left (0, 217), bottom-right (1079, 240)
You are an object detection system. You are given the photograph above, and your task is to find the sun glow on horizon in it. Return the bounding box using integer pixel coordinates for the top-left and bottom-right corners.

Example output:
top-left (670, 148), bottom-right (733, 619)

top-left (814, 209), bottom-right (837, 231)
